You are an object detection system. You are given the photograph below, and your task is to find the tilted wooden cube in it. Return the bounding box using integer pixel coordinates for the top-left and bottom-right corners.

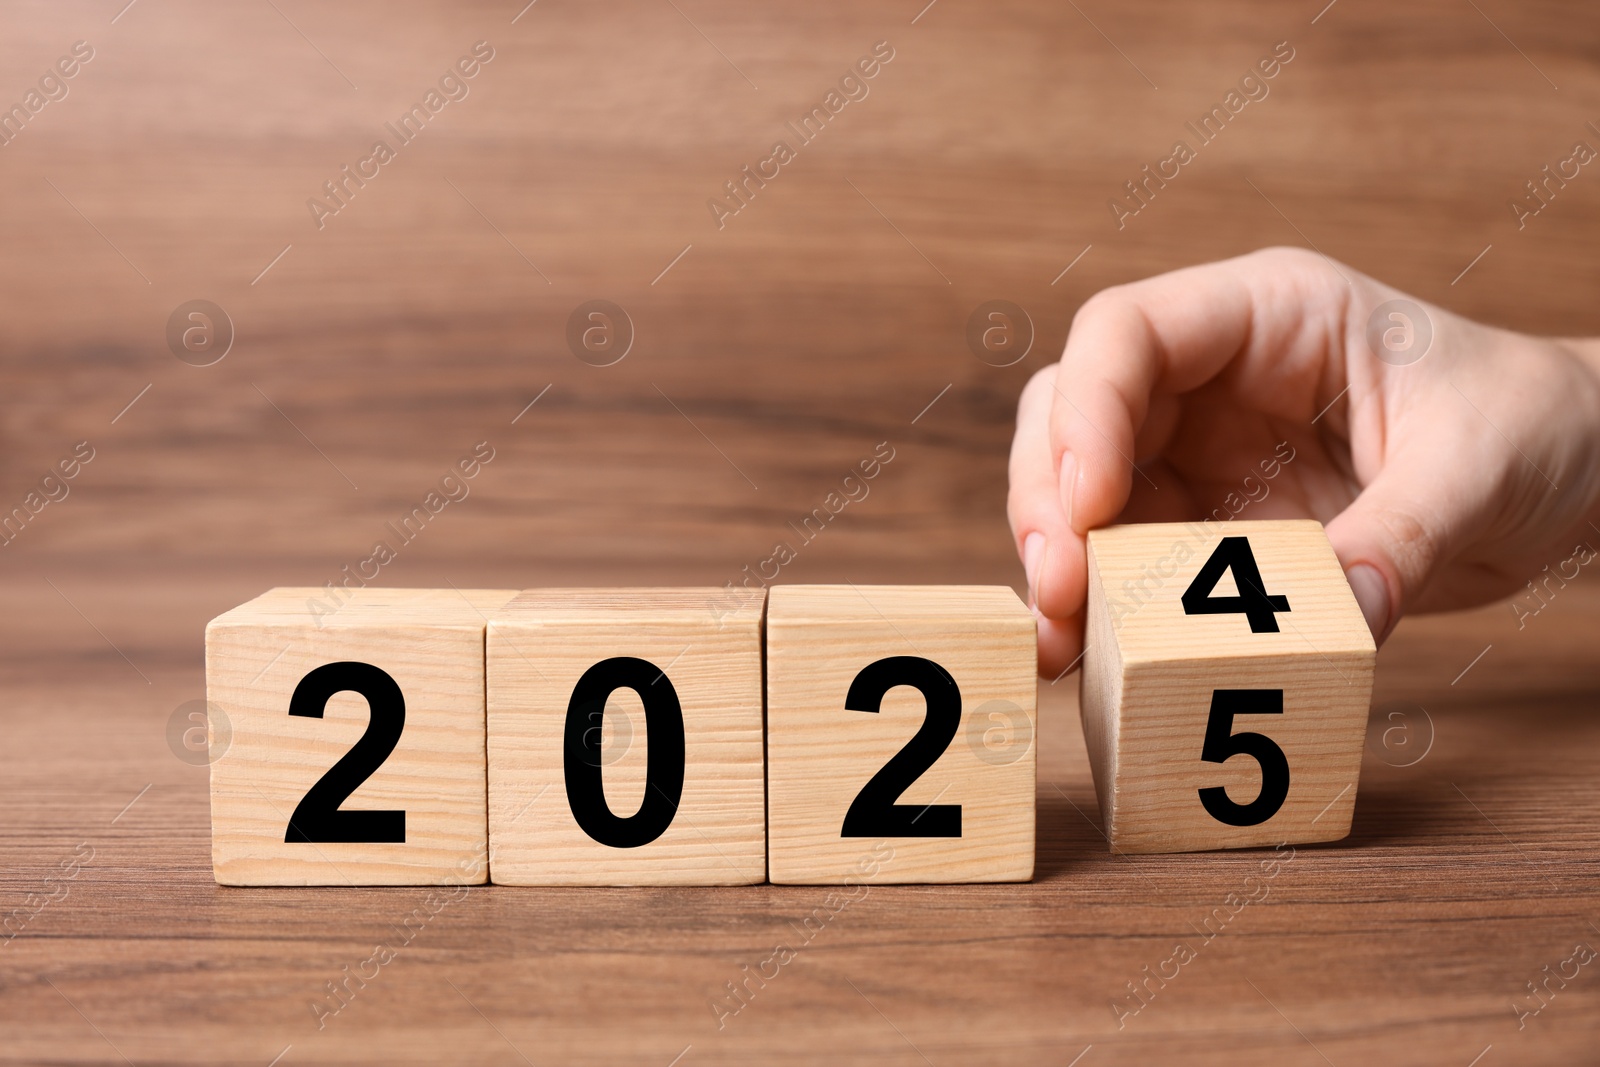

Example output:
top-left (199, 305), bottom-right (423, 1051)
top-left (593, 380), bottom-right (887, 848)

top-left (486, 588), bottom-right (767, 885)
top-left (1080, 520), bottom-right (1376, 854)
top-left (766, 585), bottom-right (1036, 884)
top-left (206, 587), bottom-right (516, 885)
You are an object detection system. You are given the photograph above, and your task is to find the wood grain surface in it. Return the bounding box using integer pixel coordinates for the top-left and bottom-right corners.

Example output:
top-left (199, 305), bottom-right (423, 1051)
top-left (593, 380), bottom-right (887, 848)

top-left (1, 0), bottom-right (1598, 1063)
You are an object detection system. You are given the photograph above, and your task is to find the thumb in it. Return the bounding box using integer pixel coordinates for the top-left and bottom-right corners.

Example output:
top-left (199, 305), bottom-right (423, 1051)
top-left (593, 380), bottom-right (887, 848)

top-left (1323, 452), bottom-right (1483, 644)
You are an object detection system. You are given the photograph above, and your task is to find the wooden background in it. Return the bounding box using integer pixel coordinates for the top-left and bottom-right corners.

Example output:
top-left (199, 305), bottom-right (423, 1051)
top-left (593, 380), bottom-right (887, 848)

top-left (2, 0), bottom-right (1599, 1062)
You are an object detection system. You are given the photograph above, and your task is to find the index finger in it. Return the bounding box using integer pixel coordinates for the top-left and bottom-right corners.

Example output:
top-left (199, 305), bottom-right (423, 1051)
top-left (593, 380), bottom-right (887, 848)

top-left (1050, 246), bottom-right (1355, 535)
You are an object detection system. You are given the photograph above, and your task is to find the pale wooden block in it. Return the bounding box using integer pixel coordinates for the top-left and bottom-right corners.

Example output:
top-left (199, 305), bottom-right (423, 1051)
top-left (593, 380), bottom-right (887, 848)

top-left (206, 587), bottom-right (516, 886)
top-left (486, 588), bottom-right (766, 885)
top-left (766, 585), bottom-right (1036, 885)
top-left (1081, 520), bottom-right (1377, 854)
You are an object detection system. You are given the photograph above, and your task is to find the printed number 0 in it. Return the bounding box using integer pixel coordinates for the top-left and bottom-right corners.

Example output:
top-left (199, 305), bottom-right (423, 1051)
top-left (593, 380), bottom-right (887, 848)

top-left (841, 656), bottom-right (963, 838)
top-left (285, 662), bottom-right (406, 844)
top-left (1197, 689), bottom-right (1290, 826)
top-left (563, 656), bottom-right (686, 849)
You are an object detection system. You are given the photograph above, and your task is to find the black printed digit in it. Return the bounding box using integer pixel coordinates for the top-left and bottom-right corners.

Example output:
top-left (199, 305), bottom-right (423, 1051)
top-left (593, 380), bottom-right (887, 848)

top-left (841, 656), bottom-right (962, 838)
top-left (1181, 535), bottom-right (1290, 632)
top-left (563, 656), bottom-right (685, 849)
top-left (285, 662), bottom-right (406, 844)
top-left (1197, 688), bottom-right (1290, 826)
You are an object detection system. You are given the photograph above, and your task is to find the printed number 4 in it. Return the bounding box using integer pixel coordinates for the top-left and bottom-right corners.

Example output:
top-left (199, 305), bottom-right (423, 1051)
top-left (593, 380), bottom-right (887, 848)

top-left (1181, 535), bottom-right (1290, 632)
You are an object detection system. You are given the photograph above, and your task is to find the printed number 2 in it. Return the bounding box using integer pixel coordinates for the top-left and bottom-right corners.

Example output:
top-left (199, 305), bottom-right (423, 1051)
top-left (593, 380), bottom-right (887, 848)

top-left (1197, 689), bottom-right (1290, 826)
top-left (1181, 535), bottom-right (1290, 632)
top-left (285, 662), bottom-right (406, 844)
top-left (841, 657), bottom-right (962, 838)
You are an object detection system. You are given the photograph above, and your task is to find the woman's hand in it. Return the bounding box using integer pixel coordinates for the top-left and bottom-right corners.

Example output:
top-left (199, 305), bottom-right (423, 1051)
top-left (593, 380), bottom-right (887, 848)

top-left (1009, 247), bottom-right (1600, 677)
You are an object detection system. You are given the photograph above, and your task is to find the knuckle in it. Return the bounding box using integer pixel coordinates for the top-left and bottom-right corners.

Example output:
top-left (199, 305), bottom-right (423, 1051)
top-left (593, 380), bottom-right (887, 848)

top-left (1370, 504), bottom-right (1442, 577)
top-left (1004, 493), bottom-right (1025, 536)
top-left (1022, 363), bottom-right (1056, 404)
top-left (1070, 287), bottom-right (1129, 331)
top-left (1250, 245), bottom-right (1350, 292)
top-left (1251, 245), bottom-right (1319, 270)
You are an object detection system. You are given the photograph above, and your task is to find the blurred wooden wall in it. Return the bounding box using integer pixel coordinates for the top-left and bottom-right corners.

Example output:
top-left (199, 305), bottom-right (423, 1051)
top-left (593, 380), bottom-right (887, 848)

top-left (0, 0), bottom-right (1595, 677)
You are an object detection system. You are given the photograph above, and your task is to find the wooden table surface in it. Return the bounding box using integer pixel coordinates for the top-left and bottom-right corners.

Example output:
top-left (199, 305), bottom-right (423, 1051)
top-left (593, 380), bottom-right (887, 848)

top-left (3, 1), bottom-right (1598, 1063)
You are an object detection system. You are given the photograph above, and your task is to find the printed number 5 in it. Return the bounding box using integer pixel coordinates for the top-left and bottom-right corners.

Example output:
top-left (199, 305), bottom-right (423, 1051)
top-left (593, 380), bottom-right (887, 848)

top-left (1198, 689), bottom-right (1289, 827)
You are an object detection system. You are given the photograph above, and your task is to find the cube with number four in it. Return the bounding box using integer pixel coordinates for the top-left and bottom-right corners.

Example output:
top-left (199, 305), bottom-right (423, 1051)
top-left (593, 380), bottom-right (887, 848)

top-left (1080, 520), bottom-right (1376, 854)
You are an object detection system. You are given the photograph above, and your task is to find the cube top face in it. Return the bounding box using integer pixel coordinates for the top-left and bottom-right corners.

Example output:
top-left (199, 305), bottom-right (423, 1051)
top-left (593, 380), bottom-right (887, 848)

top-left (1081, 522), bottom-right (1376, 855)
top-left (1088, 518), bottom-right (1376, 668)
top-left (497, 586), bottom-right (766, 622)
top-left (766, 585), bottom-right (1036, 885)
top-left (1088, 520), bottom-right (1375, 665)
top-left (212, 587), bottom-right (518, 628)
top-left (767, 584), bottom-right (1029, 621)
top-left (486, 588), bottom-right (766, 886)
top-left (206, 588), bottom-right (517, 886)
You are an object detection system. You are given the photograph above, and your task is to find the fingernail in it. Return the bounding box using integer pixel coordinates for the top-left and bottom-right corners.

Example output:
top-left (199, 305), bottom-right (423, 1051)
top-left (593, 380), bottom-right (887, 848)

top-left (1059, 453), bottom-right (1079, 532)
top-left (1023, 532), bottom-right (1045, 607)
top-left (1346, 563), bottom-right (1391, 642)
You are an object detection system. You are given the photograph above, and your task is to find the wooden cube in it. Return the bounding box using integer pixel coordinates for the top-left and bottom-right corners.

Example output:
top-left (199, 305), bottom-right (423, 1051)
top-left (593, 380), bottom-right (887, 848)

top-left (766, 585), bottom-right (1036, 884)
top-left (206, 587), bottom-right (516, 885)
top-left (486, 588), bottom-right (767, 885)
top-left (1081, 520), bottom-right (1377, 854)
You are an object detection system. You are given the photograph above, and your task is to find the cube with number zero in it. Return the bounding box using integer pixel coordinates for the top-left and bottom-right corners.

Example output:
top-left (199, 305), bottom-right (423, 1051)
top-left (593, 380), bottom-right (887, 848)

top-left (1080, 520), bottom-right (1377, 854)
top-left (485, 589), bottom-right (767, 886)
